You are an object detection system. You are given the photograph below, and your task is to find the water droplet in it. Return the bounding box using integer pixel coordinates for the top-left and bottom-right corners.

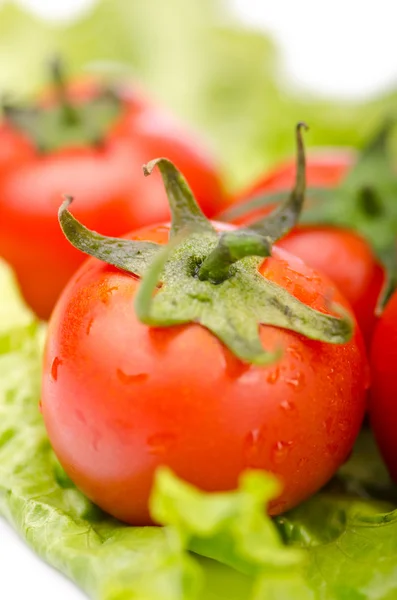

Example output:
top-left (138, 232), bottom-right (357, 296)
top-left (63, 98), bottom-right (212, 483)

top-left (285, 372), bottom-right (305, 391)
top-left (286, 345), bottom-right (303, 361)
top-left (117, 369), bottom-right (149, 385)
top-left (266, 367), bottom-right (280, 384)
top-left (271, 440), bottom-right (293, 464)
top-left (338, 419), bottom-right (350, 432)
top-left (280, 399), bottom-right (295, 412)
top-left (243, 429), bottom-right (262, 467)
top-left (297, 457), bottom-right (307, 469)
top-left (86, 318), bottom-right (94, 336)
top-left (147, 432), bottom-right (176, 456)
top-left (51, 357), bottom-right (62, 381)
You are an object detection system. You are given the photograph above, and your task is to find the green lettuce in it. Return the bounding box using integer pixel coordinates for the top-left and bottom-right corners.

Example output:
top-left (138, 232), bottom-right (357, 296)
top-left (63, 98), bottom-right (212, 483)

top-left (2, 256), bottom-right (397, 599)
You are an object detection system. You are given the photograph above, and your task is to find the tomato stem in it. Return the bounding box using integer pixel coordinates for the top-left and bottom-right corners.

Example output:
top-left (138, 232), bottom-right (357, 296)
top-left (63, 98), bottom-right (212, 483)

top-left (198, 230), bottom-right (271, 283)
top-left (248, 122), bottom-right (308, 241)
top-left (49, 56), bottom-right (80, 126)
top-left (198, 123), bottom-right (308, 283)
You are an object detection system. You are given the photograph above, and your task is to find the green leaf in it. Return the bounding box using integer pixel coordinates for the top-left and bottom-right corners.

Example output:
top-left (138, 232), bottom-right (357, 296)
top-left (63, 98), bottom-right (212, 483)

top-left (151, 468), bottom-right (304, 575)
top-left (144, 159), bottom-right (215, 237)
top-left (59, 197), bottom-right (161, 277)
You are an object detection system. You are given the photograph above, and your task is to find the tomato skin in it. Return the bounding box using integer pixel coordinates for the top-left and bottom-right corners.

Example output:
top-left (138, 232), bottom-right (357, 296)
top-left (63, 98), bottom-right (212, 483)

top-left (0, 82), bottom-right (227, 319)
top-left (41, 221), bottom-right (367, 525)
top-left (369, 291), bottom-right (397, 481)
top-left (226, 151), bottom-right (384, 344)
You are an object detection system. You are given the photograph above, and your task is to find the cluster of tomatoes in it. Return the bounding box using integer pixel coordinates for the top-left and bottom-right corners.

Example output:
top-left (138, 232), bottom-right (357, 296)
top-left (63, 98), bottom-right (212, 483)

top-left (1, 70), bottom-right (395, 525)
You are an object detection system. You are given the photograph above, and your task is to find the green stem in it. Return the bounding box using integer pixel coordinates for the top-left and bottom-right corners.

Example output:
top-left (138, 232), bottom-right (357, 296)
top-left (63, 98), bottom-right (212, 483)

top-left (143, 158), bottom-right (214, 237)
top-left (248, 122), bottom-right (308, 242)
top-left (50, 57), bottom-right (80, 126)
top-left (216, 187), bottom-right (331, 224)
top-left (198, 230), bottom-right (271, 283)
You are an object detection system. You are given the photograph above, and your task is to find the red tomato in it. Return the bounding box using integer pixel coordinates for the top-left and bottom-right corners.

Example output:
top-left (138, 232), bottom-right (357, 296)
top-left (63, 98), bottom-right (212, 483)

top-left (0, 80), bottom-right (227, 319)
top-left (41, 221), bottom-right (368, 525)
top-left (225, 151), bottom-right (384, 344)
top-left (369, 291), bottom-right (397, 480)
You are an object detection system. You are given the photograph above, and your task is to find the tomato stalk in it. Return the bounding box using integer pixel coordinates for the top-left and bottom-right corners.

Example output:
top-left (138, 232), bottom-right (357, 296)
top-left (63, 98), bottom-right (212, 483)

top-left (0, 58), bottom-right (121, 152)
top-left (220, 119), bottom-right (397, 311)
top-left (59, 124), bottom-right (353, 365)
top-left (49, 56), bottom-right (80, 127)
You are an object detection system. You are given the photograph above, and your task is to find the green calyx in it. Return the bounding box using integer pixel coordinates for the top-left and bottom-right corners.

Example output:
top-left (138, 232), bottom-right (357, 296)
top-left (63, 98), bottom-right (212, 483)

top-left (59, 124), bottom-right (353, 365)
top-left (1, 57), bottom-right (121, 153)
top-left (222, 118), bottom-right (397, 311)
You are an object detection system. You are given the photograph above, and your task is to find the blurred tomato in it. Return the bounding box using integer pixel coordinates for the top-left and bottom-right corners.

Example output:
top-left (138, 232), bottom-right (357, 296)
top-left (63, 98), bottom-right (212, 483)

top-left (0, 78), bottom-right (227, 318)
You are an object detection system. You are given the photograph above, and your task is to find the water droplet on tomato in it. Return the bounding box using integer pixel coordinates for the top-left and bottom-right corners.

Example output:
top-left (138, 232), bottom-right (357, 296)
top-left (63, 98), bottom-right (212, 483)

top-left (86, 318), bottom-right (94, 336)
top-left (297, 457), bottom-right (307, 469)
top-left (147, 432), bottom-right (176, 456)
top-left (285, 372), bottom-right (305, 391)
top-left (287, 345), bottom-right (303, 361)
top-left (51, 357), bottom-right (62, 381)
top-left (116, 369), bottom-right (149, 385)
top-left (338, 419), bottom-right (350, 432)
top-left (243, 429), bottom-right (262, 467)
top-left (280, 399), bottom-right (295, 412)
top-left (271, 440), bottom-right (293, 464)
top-left (266, 367), bottom-right (280, 384)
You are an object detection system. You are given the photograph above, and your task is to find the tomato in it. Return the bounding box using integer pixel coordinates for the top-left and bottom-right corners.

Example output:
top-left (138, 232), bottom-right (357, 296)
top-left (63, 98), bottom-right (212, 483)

top-left (41, 221), bottom-right (367, 525)
top-left (0, 79), bottom-right (227, 319)
top-left (223, 151), bottom-right (384, 344)
top-left (369, 291), bottom-right (397, 480)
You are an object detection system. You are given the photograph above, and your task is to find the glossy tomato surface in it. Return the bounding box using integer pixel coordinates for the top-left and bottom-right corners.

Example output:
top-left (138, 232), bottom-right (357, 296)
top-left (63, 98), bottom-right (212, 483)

top-left (225, 151), bottom-right (383, 343)
top-left (369, 291), bottom-right (397, 480)
top-left (0, 81), bottom-right (227, 318)
top-left (41, 221), bottom-right (368, 525)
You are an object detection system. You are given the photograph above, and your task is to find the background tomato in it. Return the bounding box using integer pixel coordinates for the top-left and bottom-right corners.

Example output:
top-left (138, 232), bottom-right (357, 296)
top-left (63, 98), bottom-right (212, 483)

top-left (369, 290), bottom-right (397, 481)
top-left (41, 221), bottom-right (367, 526)
top-left (221, 151), bottom-right (384, 343)
top-left (0, 80), bottom-right (227, 319)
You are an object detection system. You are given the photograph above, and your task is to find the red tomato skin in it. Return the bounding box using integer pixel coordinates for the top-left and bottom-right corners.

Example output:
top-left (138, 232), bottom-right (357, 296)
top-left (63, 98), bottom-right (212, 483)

top-left (41, 221), bottom-right (368, 525)
top-left (0, 82), bottom-right (227, 319)
top-left (227, 152), bottom-right (384, 344)
top-left (369, 291), bottom-right (397, 481)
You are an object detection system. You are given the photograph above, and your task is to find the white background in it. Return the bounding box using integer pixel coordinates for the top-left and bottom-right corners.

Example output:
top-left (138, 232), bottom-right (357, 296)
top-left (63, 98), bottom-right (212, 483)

top-left (1, 1), bottom-right (396, 598)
